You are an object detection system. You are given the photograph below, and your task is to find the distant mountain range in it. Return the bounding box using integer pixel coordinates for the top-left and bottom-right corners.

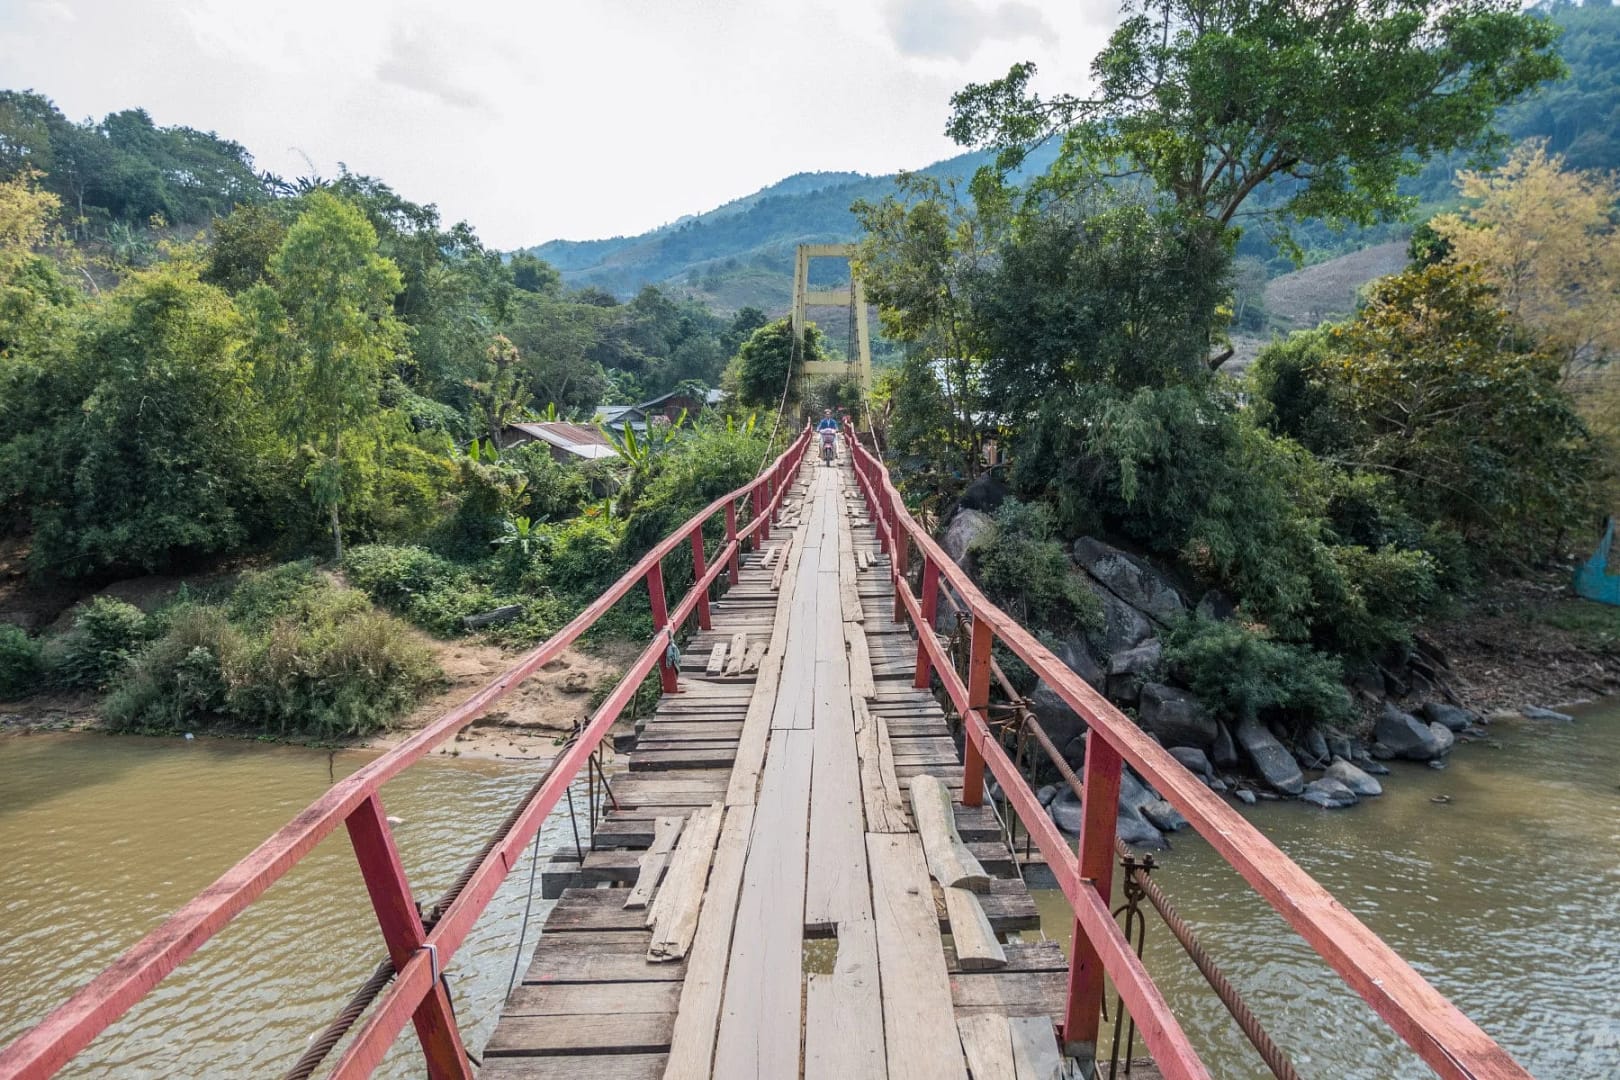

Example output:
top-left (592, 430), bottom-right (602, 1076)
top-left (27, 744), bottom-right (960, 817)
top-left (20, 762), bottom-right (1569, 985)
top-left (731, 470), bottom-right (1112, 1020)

top-left (524, 145), bottom-right (1058, 313)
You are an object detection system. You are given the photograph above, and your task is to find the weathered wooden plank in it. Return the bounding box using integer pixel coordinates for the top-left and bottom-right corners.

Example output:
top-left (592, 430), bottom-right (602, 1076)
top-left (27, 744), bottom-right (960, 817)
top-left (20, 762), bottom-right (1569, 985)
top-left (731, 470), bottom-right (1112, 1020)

top-left (523, 937), bottom-right (686, 984)
top-left (845, 621), bottom-right (876, 701)
top-left (481, 1054), bottom-right (667, 1080)
top-left (956, 1014), bottom-right (1017, 1080)
top-left (741, 640), bottom-right (766, 673)
top-left (910, 775), bottom-right (990, 892)
top-left (713, 728), bottom-right (814, 1078)
top-left (805, 624), bottom-right (866, 932)
top-left (856, 698), bottom-right (909, 833)
top-left (647, 803), bottom-right (723, 960)
top-left (935, 880), bottom-right (1042, 934)
top-left (485, 1012), bottom-right (673, 1056)
top-left (502, 980), bottom-right (679, 1017)
top-left (549, 889), bottom-right (649, 931)
top-left (950, 971), bottom-right (1068, 1016)
top-left (867, 832), bottom-right (968, 1079)
top-left (945, 941), bottom-right (1069, 974)
top-left (724, 631), bottom-right (748, 676)
top-left (625, 816), bottom-right (683, 910)
top-left (1008, 1015), bottom-right (1064, 1080)
top-left (662, 802), bottom-right (755, 1080)
top-left (942, 886), bottom-right (1007, 970)
top-left (805, 914), bottom-right (886, 1079)
top-left (704, 642), bottom-right (727, 676)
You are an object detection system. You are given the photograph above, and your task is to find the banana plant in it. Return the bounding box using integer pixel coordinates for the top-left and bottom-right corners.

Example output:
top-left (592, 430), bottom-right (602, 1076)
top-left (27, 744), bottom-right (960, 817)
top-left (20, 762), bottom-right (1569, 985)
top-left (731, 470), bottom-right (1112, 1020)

top-left (495, 515), bottom-right (538, 555)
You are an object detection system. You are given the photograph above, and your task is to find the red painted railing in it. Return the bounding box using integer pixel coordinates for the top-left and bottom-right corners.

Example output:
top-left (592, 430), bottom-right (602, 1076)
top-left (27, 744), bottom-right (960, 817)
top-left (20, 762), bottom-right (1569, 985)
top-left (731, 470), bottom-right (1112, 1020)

top-left (0, 427), bottom-right (814, 1080)
top-left (845, 423), bottom-right (1533, 1080)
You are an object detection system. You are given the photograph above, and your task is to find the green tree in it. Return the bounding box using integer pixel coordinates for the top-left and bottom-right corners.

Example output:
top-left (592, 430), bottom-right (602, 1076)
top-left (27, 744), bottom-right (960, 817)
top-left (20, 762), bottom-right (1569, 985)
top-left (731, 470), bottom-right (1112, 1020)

top-left (467, 333), bottom-right (529, 447)
top-left (247, 192), bottom-right (404, 561)
top-left (509, 251), bottom-right (562, 295)
top-left (2, 259), bottom-right (278, 575)
top-left (948, 0), bottom-right (1564, 246)
top-left (854, 174), bottom-right (1003, 478)
top-left (725, 318), bottom-right (823, 409)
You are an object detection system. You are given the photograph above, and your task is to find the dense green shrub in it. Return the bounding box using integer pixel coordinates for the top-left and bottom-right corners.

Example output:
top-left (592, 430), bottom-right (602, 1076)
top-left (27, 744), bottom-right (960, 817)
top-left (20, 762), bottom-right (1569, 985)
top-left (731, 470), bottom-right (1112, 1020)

top-left (224, 562), bottom-right (321, 626)
top-left (343, 542), bottom-right (571, 644)
top-left (1164, 615), bottom-right (1351, 735)
top-left (0, 625), bottom-right (44, 698)
top-left (51, 598), bottom-right (151, 690)
top-left (972, 500), bottom-right (1100, 633)
top-left (105, 580), bottom-right (439, 738)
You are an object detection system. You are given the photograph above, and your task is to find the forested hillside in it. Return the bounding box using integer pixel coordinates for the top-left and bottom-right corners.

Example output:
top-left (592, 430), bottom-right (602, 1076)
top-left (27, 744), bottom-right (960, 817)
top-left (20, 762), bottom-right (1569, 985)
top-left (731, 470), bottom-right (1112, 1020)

top-left (528, 0), bottom-right (1620, 308)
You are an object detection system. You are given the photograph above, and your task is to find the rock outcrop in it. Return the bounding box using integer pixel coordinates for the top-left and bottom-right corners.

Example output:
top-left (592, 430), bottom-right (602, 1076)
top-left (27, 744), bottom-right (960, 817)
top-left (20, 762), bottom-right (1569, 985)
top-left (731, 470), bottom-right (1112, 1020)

top-left (1235, 717), bottom-right (1304, 795)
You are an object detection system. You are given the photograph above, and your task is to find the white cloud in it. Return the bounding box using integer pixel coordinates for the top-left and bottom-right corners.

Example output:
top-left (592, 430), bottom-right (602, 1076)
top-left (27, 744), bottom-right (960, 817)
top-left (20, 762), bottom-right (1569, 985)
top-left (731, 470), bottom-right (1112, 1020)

top-left (0, 0), bottom-right (1117, 248)
top-left (885, 0), bottom-right (1053, 62)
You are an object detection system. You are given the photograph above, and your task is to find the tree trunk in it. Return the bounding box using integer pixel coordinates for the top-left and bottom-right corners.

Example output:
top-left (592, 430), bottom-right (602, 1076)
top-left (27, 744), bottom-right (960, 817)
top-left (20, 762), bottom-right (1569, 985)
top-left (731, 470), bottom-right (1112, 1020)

top-left (331, 500), bottom-right (343, 564)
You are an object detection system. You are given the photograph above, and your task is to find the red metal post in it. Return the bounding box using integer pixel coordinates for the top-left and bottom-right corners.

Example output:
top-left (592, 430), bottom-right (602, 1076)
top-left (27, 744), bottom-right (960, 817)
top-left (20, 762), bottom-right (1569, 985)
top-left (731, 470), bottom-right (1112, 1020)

top-left (647, 561), bottom-right (678, 693)
top-left (345, 795), bottom-right (473, 1080)
top-left (724, 503), bottom-right (740, 585)
top-left (914, 557), bottom-right (940, 688)
top-left (962, 614), bottom-right (993, 807)
top-left (688, 531), bottom-right (712, 631)
top-left (1063, 731), bottom-right (1125, 1056)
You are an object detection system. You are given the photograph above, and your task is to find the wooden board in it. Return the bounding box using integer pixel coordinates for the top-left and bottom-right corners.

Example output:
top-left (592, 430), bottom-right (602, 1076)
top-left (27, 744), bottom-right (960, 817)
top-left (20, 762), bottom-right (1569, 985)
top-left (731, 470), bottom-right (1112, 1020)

top-left (805, 615), bottom-right (867, 932)
top-left (741, 641), bottom-right (766, 673)
top-left (647, 804), bottom-right (722, 960)
top-left (724, 631), bottom-right (747, 676)
top-left (867, 832), bottom-right (968, 1079)
top-left (704, 642), bottom-right (727, 676)
top-left (909, 774), bottom-right (990, 892)
top-left (712, 728), bottom-right (814, 1078)
top-left (942, 886), bottom-right (1007, 970)
top-left (625, 816), bottom-right (683, 910)
top-left (805, 914), bottom-right (886, 1079)
top-left (845, 620), bottom-right (876, 701)
top-left (482, 1054), bottom-right (667, 1080)
top-left (660, 801), bottom-right (754, 1080)
top-left (856, 698), bottom-right (909, 833)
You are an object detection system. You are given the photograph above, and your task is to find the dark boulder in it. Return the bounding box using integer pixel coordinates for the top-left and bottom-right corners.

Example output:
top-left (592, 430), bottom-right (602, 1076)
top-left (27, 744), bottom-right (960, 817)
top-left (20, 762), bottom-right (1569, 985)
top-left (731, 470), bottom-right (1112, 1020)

top-left (1375, 703), bottom-right (1447, 761)
top-left (1107, 638), bottom-right (1161, 705)
top-left (1195, 590), bottom-right (1236, 622)
top-left (1301, 777), bottom-right (1358, 809)
top-left (1083, 579), bottom-right (1155, 657)
top-left (1522, 705), bottom-right (1575, 723)
top-left (1324, 758), bottom-right (1383, 797)
top-left (1029, 684), bottom-right (1087, 767)
top-left (1428, 721), bottom-right (1456, 756)
top-left (957, 471), bottom-right (1010, 515)
top-left (941, 509), bottom-right (995, 570)
top-left (1049, 786), bottom-right (1082, 833)
top-left (1168, 746), bottom-right (1214, 780)
top-left (1421, 702), bottom-right (1476, 732)
top-left (1211, 721), bottom-right (1239, 769)
top-left (1235, 717), bottom-right (1305, 795)
top-left (1054, 637), bottom-right (1105, 688)
top-left (1297, 727), bottom-right (1331, 769)
top-left (1142, 799), bottom-right (1189, 832)
top-left (1073, 538), bottom-right (1186, 624)
top-left (1137, 683), bottom-right (1217, 750)
top-left (1234, 788), bottom-right (1257, 806)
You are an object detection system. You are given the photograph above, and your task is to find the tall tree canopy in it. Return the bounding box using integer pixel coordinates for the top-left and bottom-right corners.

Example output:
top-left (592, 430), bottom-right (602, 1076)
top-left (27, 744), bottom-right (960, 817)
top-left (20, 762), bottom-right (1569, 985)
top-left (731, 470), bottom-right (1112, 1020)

top-left (947, 0), bottom-right (1564, 243)
top-left (246, 192), bottom-right (404, 560)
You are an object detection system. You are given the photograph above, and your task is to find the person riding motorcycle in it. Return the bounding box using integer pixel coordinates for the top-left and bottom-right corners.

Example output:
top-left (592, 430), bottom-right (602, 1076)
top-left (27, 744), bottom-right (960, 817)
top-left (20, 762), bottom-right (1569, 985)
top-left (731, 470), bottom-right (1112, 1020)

top-left (817, 409), bottom-right (838, 465)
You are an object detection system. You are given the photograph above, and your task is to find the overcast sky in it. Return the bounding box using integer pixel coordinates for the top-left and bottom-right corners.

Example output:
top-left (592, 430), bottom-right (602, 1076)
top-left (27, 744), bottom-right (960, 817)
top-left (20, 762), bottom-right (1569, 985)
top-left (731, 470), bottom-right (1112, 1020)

top-left (1, 0), bottom-right (1117, 249)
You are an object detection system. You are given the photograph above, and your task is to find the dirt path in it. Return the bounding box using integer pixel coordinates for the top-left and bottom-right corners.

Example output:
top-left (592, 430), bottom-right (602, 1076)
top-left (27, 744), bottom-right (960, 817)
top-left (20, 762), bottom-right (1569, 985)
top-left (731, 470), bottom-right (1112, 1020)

top-left (366, 637), bottom-right (643, 762)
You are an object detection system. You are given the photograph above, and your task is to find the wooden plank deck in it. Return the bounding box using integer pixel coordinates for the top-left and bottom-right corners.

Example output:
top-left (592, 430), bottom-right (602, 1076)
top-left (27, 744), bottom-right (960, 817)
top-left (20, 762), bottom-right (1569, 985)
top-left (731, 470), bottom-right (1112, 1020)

top-left (486, 454), bottom-right (1079, 1079)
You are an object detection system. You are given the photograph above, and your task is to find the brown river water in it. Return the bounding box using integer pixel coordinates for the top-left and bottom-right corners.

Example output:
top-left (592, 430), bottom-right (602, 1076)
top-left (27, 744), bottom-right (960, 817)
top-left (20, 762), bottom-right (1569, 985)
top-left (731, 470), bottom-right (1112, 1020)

top-left (2, 703), bottom-right (1617, 1078)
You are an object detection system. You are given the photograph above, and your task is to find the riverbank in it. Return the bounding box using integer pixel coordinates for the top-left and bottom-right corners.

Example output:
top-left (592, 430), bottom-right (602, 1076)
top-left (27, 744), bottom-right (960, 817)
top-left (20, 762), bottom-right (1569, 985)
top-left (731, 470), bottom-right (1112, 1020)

top-left (0, 637), bottom-right (641, 764)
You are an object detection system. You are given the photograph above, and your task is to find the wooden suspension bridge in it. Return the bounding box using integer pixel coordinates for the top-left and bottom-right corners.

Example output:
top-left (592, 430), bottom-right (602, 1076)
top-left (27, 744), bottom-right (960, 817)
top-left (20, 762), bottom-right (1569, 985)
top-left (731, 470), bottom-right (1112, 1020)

top-left (0, 424), bottom-right (1538, 1080)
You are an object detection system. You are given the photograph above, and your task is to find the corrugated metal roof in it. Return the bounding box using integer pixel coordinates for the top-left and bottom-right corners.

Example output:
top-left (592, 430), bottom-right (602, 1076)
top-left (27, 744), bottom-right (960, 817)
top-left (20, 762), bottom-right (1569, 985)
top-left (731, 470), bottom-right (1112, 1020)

top-left (506, 422), bottom-right (619, 459)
